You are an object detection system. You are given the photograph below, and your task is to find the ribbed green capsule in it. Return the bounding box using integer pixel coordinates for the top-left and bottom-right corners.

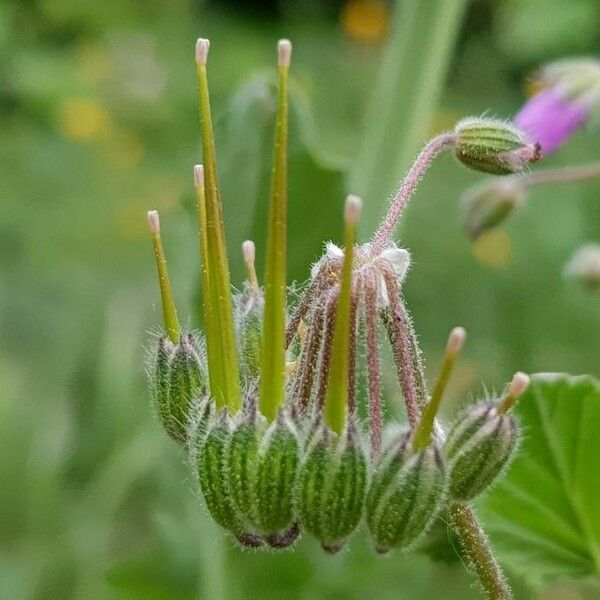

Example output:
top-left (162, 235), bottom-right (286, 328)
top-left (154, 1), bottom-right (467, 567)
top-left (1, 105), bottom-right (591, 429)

top-left (254, 412), bottom-right (300, 544)
top-left (226, 414), bottom-right (260, 529)
top-left (366, 434), bottom-right (446, 554)
top-left (151, 333), bottom-right (206, 444)
top-left (445, 402), bottom-right (519, 502)
top-left (454, 117), bottom-right (541, 175)
top-left (297, 424), bottom-right (367, 553)
top-left (196, 413), bottom-right (244, 535)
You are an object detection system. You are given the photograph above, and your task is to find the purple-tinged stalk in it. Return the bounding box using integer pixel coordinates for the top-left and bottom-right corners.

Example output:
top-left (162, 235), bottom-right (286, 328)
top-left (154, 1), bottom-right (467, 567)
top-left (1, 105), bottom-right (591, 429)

top-left (147, 210), bottom-right (181, 343)
top-left (259, 39), bottom-right (291, 422)
top-left (413, 327), bottom-right (466, 451)
top-left (324, 195), bottom-right (362, 434)
top-left (196, 38), bottom-right (241, 412)
top-left (370, 117), bottom-right (539, 256)
top-left (364, 270), bottom-right (382, 459)
top-left (379, 264), bottom-right (422, 428)
top-left (370, 132), bottom-right (456, 257)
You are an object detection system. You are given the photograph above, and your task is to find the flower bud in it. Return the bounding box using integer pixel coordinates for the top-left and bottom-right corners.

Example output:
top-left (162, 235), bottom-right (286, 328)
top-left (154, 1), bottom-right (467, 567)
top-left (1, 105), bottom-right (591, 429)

top-left (462, 179), bottom-right (527, 239)
top-left (254, 412), bottom-right (300, 544)
top-left (196, 413), bottom-right (244, 534)
top-left (444, 402), bottom-right (519, 502)
top-left (454, 117), bottom-right (541, 175)
top-left (366, 434), bottom-right (446, 553)
top-left (564, 244), bottom-right (600, 290)
top-left (150, 333), bottom-right (206, 444)
top-left (296, 423), bottom-right (367, 553)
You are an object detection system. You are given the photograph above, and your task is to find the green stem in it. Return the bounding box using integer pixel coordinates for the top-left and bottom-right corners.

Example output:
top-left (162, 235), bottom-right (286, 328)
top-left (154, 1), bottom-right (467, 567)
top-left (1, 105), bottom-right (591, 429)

top-left (520, 160), bottom-right (600, 188)
top-left (259, 40), bottom-right (290, 422)
top-left (449, 504), bottom-right (513, 600)
top-left (194, 166), bottom-right (220, 401)
top-left (324, 196), bottom-right (361, 434)
top-left (148, 211), bottom-right (180, 343)
top-left (413, 327), bottom-right (465, 451)
top-left (401, 311), bottom-right (512, 597)
top-left (196, 40), bottom-right (241, 412)
top-left (352, 0), bottom-right (468, 238)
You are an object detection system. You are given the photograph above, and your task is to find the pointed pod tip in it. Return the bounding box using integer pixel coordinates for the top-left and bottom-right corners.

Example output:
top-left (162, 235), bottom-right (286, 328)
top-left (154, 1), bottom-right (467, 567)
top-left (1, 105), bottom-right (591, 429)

top-left (193, 164), bottom-right (204, 188)
top-left (147, 210), bottom-right (160, 233)
top-left (195, 38), bottom-right (210, 65)
top-left (242, 240), bottom-right (256, 264)
top-left (447, 326), bottom-right (467, 355)
top-left (509, 371), bottom-right (530, 398)
top-left (344, 194), bottom-right (362, 225)
top-left (277, 38), bottom-right (292, 67)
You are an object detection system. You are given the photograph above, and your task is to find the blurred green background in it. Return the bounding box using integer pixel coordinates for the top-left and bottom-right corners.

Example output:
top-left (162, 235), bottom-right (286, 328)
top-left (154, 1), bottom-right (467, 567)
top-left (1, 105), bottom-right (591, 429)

top-left (1, 0), bottom-right (599, 598)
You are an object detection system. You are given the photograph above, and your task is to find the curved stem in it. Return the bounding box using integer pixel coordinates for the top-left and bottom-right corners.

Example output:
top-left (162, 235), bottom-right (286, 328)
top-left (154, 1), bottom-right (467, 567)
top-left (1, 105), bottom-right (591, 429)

top-left (352, 0), bottom-right (468, 237)
top-left (519, 160), bottom-right (600, 188)
top-left (449, 504), bottom-right (513, 600)
top-left (370, 132), bottom-right (456, 256)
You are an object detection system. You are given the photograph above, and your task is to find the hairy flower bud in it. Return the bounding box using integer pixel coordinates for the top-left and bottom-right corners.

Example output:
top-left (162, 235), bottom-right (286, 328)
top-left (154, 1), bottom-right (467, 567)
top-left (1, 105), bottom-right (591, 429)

top-left (226, 415), bottom-right (260, 528)
top-left (462, 179), bottom-right (527, 239)
top-left (366, 434), bottom-right (446, 553)
top-left (150, 333), bottom-right (206, 444)
top-left (296, 423), bottom-right (367, 553)
top-left (445, 402), bottom-right (519, 502)
top-left (254, 412), bottom-right (300, 545)
top-left (196, 413), bottom-right (245, 535)
top-left (454, 117), bottom-right (541, 175)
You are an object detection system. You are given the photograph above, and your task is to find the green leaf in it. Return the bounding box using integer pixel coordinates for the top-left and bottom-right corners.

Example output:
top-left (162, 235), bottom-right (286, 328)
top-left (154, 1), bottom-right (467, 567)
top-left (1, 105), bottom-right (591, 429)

top-left (481, 373), bottom-right (600, 585)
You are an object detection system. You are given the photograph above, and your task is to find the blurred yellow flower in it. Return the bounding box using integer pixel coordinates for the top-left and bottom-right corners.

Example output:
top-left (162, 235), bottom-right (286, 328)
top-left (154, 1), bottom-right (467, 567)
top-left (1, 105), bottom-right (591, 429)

top-left (75, 42), bottom-right (112, 85)
top-left (103, 129), bottom-right (145, 170)
top-left (341, 0), bottom-right (390, 42)
top-left (57, 98), bottom-right (112, 142)
top-left (472, 230), bottom-right (512, 268)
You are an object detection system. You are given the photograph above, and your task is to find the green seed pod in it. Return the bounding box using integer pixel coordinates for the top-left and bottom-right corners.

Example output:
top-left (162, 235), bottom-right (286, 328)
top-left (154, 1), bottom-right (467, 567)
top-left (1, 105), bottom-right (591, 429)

top-left (296, 423), bottom-right (367, 554)
top-left (226, 415), bottom-right (260, 529)
top-left (462, 179), bottom-right (527, 240)
top-left (150, 333), bottom-right (207, 445)
top-left (196, 413), bottom-right (243, 535)
top-left (366, 434), bottom-right (446, 554)
top-left (454, 117), bottom-right (541, 175)
top-left (254, 412), bottom-right (300, 541)
top-left (445, 402), bottom-right (519, 502)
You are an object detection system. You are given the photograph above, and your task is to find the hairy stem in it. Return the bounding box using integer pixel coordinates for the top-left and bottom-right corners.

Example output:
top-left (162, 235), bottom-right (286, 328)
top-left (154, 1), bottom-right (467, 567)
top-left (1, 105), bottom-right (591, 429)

top-left (449, 504), bottom-right (513, 600)
top-left (364, 271), bottom-right (383, 460)
top-left (292, 300), bottom-right (326, 413)
top-left (352, 0), bottom-right (468, 237)
top-left (370, 132), bottom-right (456, 255)
top-left (316, 290), bottom-right (338, 415)
top-left (380, 269), bottom-right (421, 428)
top-left (519, 160), bottom-right (600, 188)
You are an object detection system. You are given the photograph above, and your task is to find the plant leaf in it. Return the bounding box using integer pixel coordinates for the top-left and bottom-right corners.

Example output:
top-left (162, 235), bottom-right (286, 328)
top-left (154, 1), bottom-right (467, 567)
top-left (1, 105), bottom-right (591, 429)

top-left (480, 373), bottom-right (600, 585)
